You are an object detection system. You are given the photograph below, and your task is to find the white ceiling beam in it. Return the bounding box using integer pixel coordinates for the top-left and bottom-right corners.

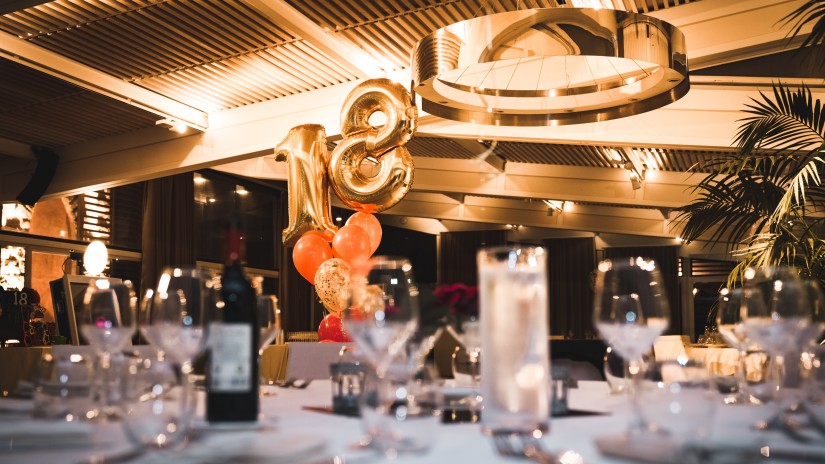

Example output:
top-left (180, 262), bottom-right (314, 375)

top-left (650, 0), bottom-right (811, 69)
top-left (379, 191), bottom-right (682, 238)
top-left (0, 30), bottom-right (209, 130)
top-left (245, 0), bottom-right (383, 78)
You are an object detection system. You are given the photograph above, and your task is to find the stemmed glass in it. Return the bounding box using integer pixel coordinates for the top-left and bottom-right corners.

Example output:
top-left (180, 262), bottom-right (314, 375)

top-left (716, 287), bottom-right (753, 404)
top-left (742, 267), bottom-right (812, 392)
top-left (142, 267), bottom-right (214, 371)
top-left (139, 266), bottom-right (215, 429)
top-left (257, 294), bottom-right (281, 395)
top-left (341, 256), bottom-right (429, 455)
top-left (342, 256), bottom-right (419, 377)
top-left (257, 294), bottom-right (281, 350)
top-left (77, 278), bottom-right (137, 420)
top-left (593, 257), bottom-right (670, 434)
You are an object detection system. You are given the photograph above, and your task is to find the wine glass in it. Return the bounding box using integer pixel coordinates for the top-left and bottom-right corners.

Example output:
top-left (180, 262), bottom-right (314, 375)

top-left (341, 256), bottom-right (423, 456)
top-left (141, 266), bottom-right (215, 411)
top-left (716, 287), bottom-right (754, 404)
top-left (342, 256), bottom-right (419, 377)
top-left (742, 267), bottom-right (812, 385)
top-left (143, 267), bottom-right (213, 367)
top-left (593, 257), bottom-right (670, 434)
top-left (257, 294), bottom-right (281, 350)
top-left (257, 294), bottom-right (281, 395)
top-left (76, 278), bottom-right (137, 420)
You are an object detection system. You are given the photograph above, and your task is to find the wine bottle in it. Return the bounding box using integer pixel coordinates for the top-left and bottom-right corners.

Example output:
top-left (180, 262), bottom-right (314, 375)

top-left (206, 218), bottom-right (259, 422)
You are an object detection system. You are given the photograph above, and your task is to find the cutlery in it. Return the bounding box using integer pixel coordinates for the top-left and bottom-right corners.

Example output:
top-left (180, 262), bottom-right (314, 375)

top-left (753, 414), bottom-right (819, 443)
top-left (491, 432), bottom-right (559, 464)
top-left (276, 379), bottom-right (312, 389)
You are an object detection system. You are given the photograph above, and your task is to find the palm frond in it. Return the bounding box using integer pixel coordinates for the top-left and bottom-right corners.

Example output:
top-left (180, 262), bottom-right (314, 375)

top-left (782, 0), bottom-right (825, 69)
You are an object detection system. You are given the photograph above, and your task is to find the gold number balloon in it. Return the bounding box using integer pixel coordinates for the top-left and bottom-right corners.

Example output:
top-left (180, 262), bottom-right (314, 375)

top-left (328, 78), bottom-right (417, 213)
top-left (275, 124), bottom-right (338, 246)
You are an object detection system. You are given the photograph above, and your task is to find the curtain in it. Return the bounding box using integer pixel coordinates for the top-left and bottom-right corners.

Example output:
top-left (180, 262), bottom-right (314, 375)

top-left (603, 246), bottom-right (682, 335)
top-left (544, 237), bottom-right (596, 339)
top-left (276, 193), bottom-right (324, 334)
top-left (140, 173), bottom-right (195, 297)
top-left (438, 230), bottom-right (507, 285)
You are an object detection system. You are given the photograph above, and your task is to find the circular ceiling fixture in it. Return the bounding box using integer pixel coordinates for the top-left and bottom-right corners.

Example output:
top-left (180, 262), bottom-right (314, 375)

top-left (411, 8), bottom-right (689, 126)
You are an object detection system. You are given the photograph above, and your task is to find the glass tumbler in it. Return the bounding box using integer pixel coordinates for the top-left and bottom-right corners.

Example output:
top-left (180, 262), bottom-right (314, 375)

top-left (33, 351), bottom-right (95, 421)
top-left (478, 245), bottom-right (550, 434)
top-left (359, 368), bottom-right (443, 457)
top-left (637, 359), bottom-right (716, 443)
top-left (120, 357), bottom-right (196, 449)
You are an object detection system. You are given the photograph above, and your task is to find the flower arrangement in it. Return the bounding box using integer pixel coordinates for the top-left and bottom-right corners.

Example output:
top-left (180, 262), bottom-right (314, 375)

top-left (433, 283), bottom-right (478, 321)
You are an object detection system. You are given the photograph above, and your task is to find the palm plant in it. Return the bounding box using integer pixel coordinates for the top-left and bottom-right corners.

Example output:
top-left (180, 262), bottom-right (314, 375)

top-left (674, 86), bottom-right (825, 285)
top-left (675, 2), bottom-right (825, 286)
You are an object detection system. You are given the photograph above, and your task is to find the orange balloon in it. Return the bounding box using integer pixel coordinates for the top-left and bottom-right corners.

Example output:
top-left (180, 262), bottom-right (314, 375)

top-left (346, 212), bottom-right (382, 255)
top-left (304, 229), bottom-right (336, 242)
top-left (332, 224), bottom-right (371, 264)
top-left (293, 233), bottom-right (333, 284)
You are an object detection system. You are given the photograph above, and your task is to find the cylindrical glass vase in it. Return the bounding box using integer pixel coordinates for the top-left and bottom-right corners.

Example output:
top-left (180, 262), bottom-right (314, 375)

top-left (477, 245), bottom-right (550, 434)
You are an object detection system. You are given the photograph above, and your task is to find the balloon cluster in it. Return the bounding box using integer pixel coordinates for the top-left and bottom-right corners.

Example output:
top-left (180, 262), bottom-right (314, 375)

top-left (275, 78), bottom-right (417, 342)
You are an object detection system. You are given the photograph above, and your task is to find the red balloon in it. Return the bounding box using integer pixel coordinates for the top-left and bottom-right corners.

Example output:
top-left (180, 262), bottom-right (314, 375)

top-left (318, 313), bottom-right (350, 342)
top-left (346, 212), bottom-right (382, 256)
top-left (332, 224), bottom-right (371, 264)
top-left (293, 233), bottom-right (333, 284)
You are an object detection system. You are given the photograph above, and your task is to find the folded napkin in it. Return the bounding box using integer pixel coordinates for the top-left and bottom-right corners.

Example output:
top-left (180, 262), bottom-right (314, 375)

top-left (0, 398), bottom-right (34, 415)
top-left (596, 433), bottom-right (825, 464)
top-left (0, 419), bottom-right (92, 451)
top-left (133, 431), bottom-right (326, 464)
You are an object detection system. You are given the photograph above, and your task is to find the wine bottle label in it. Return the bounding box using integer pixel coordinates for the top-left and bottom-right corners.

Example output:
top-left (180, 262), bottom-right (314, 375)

top-left (208, 322), bottom-right (253, 392)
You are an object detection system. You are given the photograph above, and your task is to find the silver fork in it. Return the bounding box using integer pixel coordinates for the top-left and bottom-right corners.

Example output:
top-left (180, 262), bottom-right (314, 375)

top-left (491, 433), bottom-right (557, 464)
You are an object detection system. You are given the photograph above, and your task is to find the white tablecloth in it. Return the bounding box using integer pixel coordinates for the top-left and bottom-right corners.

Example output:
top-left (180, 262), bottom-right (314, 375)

top-left (2, 379), bottom-right (824, 463)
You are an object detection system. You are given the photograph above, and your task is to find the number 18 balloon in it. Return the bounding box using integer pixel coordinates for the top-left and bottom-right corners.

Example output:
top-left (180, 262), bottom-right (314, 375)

top-left (277, 79), bottom-right (417, 245)
top-left (275, 124), bottom-right (338, 246)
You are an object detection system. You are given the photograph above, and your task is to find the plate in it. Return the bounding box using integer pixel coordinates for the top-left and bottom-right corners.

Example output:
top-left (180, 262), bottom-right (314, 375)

top-left (192, 419), bottom-right (275, 432)
top-left (135, 432), bottom-right (327, 464)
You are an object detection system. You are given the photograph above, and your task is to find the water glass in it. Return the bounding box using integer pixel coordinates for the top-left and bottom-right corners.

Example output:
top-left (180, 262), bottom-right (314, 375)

top-left (603, 346), bottom-right (630, 395)
top-left (77, 279), bottom-right (137, 420)
top-left (478, 245), bottom-right (550, 434)
top-left (257, 294), bottom-right (281, 350)
top-left (121, 357), bottom-right (196, 449)
top-left (593, 257), bottom-right (670, 434)
top-left (343, 256), bottom-right (419, 377)
top-left (637, 359), bottom-right (715, 442)
top-left (359, 369), bottom-right (442, 457)
top-left (33, 351), bottom-right (95, 421)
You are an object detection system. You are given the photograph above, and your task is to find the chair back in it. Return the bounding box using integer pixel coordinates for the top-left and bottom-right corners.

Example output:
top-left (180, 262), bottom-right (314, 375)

top-left (284, 342), bottom-right (348, 380)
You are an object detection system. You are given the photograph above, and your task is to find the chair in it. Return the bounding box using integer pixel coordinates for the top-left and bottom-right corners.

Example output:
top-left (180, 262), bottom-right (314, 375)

top-left (432, 326), bottom-right (462, 379)
top-left (260, 345), bottom-right (289, 382)
top-left (552, 358), bottom-right (603, 381)
top-left (652, 335), bottom-right (690, 361)
top-left (287, 331), bottom-right (319, 342)
top-left (284, 342), bottom-right (348, 380)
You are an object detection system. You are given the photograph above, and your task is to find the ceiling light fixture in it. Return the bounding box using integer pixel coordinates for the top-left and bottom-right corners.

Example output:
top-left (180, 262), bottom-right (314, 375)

top-left (156, 118), bottom-right (191, 134)
top-left (626, 162), bottom-right (645, 190)
top-left (544, 200), bottom-right (565, 216)
top-left (411, 8), bottom-right (688, 126)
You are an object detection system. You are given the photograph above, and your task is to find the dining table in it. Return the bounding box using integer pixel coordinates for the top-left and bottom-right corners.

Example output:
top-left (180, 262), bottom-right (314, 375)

top-left (3, 375), bottom-right (825, 464)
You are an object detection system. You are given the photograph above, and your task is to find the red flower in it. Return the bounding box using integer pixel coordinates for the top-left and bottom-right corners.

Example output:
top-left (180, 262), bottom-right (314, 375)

top-left (434, 283), bottom-right (478, 318)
